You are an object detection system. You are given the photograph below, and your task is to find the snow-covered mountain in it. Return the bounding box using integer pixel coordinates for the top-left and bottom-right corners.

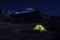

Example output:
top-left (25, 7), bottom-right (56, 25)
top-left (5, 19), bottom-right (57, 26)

top-left (6, 8), bottom-right (34, 15)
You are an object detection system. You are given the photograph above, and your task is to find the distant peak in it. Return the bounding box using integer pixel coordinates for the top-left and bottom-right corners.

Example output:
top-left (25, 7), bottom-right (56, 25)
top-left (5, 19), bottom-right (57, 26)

top-left (25, 8), bottom-right (34, 11)
top-left (22, 8), bottom-right (34, 13)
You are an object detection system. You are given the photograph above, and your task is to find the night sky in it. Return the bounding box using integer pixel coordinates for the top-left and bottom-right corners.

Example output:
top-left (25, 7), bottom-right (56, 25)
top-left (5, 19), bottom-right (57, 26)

top-left (0, 0), bottom-right (60, 16)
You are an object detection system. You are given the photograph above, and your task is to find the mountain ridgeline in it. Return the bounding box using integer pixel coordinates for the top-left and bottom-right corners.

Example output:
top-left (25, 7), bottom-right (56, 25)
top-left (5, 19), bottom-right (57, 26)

top-left (0, 10), bottom-right (51, 23)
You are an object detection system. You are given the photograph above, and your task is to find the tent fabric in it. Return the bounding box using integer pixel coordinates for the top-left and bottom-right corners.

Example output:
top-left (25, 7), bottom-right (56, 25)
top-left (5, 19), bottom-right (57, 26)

top-left (33, 24), bottom-right (47, 32)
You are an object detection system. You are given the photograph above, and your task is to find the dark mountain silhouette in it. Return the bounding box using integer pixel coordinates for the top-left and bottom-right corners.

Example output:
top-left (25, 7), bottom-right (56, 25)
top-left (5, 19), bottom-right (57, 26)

top-left (9, 10), bottom-right (43, 23)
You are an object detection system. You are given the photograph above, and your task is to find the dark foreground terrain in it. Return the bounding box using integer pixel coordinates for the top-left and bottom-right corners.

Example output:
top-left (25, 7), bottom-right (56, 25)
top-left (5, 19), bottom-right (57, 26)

top-left (0, 10), bottom-right (60, 40)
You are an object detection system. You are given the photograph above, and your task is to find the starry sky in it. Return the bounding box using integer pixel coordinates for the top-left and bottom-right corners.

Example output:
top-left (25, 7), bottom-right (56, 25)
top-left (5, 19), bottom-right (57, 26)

top-left (0, 0), bottom-right (60, 16)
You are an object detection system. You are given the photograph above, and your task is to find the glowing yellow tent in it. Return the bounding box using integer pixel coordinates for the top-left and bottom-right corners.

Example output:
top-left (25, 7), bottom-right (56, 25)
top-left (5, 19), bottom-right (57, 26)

top-left (33, 24), bottom-right (47, 32)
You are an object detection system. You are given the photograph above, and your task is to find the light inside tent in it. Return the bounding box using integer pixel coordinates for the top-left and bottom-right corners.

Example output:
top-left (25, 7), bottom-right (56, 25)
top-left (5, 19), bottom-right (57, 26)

top-left (33, 24), bottom-right (47, 32)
